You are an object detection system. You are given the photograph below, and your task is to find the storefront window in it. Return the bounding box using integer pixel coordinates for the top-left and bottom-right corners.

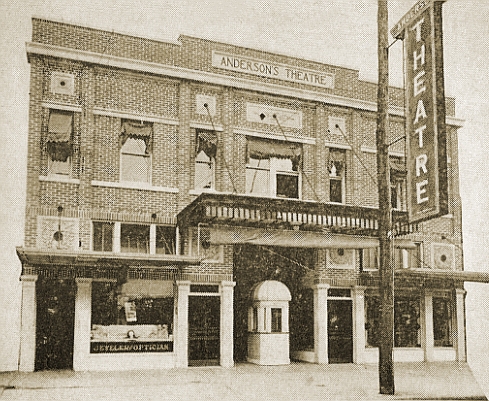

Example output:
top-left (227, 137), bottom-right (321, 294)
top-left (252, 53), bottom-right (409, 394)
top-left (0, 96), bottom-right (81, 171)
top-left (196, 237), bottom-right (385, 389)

top-left (433, 297), bottom-right (452, 347)
top-left (394, 296), bottom-right (421, 347)
top-left (365, 295), bottom-right (380, 347)
top-left (90, 281), bottom-right (174, 353)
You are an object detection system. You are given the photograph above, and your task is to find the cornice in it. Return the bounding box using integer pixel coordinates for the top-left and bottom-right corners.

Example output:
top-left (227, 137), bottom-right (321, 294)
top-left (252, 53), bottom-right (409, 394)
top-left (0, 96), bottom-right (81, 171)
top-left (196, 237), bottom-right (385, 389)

top-left (26, 42), bottom-right (464, 127)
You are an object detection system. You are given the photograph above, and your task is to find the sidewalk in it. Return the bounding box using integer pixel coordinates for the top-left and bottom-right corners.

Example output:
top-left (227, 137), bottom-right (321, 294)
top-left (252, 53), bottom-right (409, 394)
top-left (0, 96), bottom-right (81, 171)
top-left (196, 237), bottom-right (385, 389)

top-left (0, 362), bottom-right (486, 401)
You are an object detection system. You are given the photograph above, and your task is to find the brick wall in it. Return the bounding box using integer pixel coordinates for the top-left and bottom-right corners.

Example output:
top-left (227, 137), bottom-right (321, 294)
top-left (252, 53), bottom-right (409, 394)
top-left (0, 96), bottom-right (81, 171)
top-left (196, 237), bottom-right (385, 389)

top-left (24, 18), bottom-right (464, 280)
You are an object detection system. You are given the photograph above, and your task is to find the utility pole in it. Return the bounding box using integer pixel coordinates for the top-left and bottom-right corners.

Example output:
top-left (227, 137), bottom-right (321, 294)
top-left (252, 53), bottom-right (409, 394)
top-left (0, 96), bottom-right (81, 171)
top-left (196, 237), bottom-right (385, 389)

top-left (376, 0), bottom-right (394, 395)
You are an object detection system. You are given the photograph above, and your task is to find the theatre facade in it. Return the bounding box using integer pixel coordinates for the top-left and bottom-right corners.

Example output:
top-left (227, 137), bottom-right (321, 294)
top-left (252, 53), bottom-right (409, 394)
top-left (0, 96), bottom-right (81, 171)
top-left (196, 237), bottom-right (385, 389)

top-left (16, 18), bottom-right (480, 371)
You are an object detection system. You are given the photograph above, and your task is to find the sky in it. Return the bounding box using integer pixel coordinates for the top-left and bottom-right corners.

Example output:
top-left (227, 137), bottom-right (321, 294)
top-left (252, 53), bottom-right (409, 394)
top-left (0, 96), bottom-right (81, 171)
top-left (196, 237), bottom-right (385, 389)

top-left (0, 0), bottom-right (488, 394)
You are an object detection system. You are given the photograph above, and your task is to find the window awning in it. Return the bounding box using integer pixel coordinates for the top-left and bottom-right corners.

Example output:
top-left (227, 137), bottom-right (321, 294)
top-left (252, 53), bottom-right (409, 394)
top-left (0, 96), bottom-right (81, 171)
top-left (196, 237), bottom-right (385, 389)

top-left (390, 160), bottom-right (406, 174)
top-left (121, 120), bottom-right (153, 153)
top-left (47, 111), bottom-right (72, 143)
top-left (247, 138), bottom-right (301, 160)
top-left (207, 225), bottom-right (414, 249)
top-left (196, 130), bottom-right (217, 158)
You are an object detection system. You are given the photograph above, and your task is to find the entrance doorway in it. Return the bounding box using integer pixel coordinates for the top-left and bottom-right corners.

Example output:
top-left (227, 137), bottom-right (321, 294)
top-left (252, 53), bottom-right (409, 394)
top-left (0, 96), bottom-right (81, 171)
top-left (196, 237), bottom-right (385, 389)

top-left (35, 277), bottom-right (75, 371)
top-left (188, 295), bottom-right (220, 366)
top-left (328, 300), bottom-right (353, 363)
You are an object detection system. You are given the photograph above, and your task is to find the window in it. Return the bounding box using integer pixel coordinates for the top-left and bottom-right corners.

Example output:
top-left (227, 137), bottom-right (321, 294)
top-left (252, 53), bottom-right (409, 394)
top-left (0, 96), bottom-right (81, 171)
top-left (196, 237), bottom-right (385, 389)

top-left (390, 156), bottom-right (406, 210)
top-left (394, 296), bottom-right (421, 347)
top-left (46, 110), bottom-right (73, 175)
top-left (328, 148), bottom-right (346, 203)
top-left (433, 297), bottom-right (452, 347)
top-left (361, 248), bottom-right (379, 271)
top-left (271, 308), bottom-right (282, 332)
top-left (252, 307), bottom-right (258, 332)
top-left (120, 120), bottom-right (152, 183)
top-left (120, 224), bottom-right (150, 254)
top-left (394, 243), bottom-right (422, 269)
top-left (194, 130), bottom-right (217, 190)
top-left (246, 138), bottom-right (301, 198)
top-left (91, 281), bottom-right (174, 353)
top-left (156, 225), bottom-right (176, 255)
top-left (365, 295), bottom-right (380, 347)
top-left (93, 222), bottom-right (114, 252)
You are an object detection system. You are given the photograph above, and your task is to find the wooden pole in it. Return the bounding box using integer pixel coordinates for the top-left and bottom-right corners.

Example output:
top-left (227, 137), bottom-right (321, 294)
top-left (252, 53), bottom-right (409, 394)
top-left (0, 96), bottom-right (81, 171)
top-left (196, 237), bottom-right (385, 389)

top-left (377, 0), bottom-right (395, 395)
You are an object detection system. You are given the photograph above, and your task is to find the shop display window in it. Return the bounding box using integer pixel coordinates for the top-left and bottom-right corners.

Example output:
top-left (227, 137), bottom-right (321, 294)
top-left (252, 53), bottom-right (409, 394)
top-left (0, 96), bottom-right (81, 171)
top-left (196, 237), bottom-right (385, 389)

top-left (433, 297), bottom-right (452, 347)
top-left (90, 281), bottom-right (174, 353)
top-left (364, 295), bottom-right (380, 347)
top-left (394, 296), bottom-right (421, 347)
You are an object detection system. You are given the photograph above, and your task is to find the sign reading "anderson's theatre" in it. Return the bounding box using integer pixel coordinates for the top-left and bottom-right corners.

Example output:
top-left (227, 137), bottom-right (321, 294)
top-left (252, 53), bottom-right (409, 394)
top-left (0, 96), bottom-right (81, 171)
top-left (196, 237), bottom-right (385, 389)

top-left (212, 51), bottom-right (335, 89)
top-left (393, 0), bottom-right (448, 223)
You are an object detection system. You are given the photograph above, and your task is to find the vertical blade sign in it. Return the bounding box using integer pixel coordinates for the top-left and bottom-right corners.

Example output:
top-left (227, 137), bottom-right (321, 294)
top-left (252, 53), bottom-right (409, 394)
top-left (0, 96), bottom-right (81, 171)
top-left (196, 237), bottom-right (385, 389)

top-left (392, 0), bottom-right (448, 223)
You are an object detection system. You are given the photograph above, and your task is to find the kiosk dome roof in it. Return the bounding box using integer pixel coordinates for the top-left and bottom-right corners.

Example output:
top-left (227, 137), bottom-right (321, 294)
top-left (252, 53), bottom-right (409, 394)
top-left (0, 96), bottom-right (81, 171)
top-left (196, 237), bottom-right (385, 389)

top-left (252, 280), bottom-right (291, 301)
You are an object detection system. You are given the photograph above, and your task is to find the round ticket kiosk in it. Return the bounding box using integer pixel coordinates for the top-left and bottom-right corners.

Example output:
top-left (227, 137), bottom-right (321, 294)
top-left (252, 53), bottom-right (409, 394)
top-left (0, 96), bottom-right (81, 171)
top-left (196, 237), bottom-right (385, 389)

top-left (247, 280), bottom-right (291, 365)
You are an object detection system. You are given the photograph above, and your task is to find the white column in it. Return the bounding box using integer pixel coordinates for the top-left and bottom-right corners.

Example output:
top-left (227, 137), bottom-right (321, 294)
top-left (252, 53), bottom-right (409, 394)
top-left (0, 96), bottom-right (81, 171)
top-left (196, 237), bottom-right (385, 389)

top-left (149, 224), bottom-right (156, 254)
top-left (113, 222), bottom-right (121, 253)
top-left (282, 302), bottom-right (290, 333)
top-left (314, 283), bottom-right (329, 364)
top-left (454, 288), bottom-right (467, 361)
top-left (257, 305), bottom-right (265, 332)
top-left (422, 290), bottom-right (435, 362)
top-left (352, 286), bottom-right (366, 364)
top-left (220, 280), bottom-right (236, 368)
top-left (19, 275), bottom-right (38, 372)
top-left (73, 278), bottom-right (92, 371)
top-left (175, 280), bottom-right (190, 368)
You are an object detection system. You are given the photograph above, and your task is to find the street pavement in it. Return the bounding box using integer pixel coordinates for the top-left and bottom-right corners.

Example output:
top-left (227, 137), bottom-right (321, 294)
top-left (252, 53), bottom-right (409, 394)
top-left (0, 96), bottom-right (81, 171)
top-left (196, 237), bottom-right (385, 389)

top-left (0, 362), bottom-right (486, 401)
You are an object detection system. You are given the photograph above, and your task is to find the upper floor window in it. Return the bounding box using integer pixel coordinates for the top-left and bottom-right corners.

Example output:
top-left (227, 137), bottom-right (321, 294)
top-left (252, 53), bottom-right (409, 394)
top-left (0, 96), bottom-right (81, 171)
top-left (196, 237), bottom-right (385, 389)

top-left (246, 138), bottom-right (301, 199)
top-left (46, 110), bottom-right (73, 176)
top-left (92, 221), bottom-right (176, 255)
top-left (394, 243), bottom-right (422, 269)
top-left (120, 120), bottom-right (152, 184)
top-left (92, 222), bottom-right (114, 252)
top-left (328, 148), bottom-right (346, 203)
top-left (156, 225), bottom-right (176, 255)
top-left (390, 156), bottom-right (407, 210)
top-left (120, 223), bottom-right (150, 254)
top-left (194, 130), bottom-right (217, 190)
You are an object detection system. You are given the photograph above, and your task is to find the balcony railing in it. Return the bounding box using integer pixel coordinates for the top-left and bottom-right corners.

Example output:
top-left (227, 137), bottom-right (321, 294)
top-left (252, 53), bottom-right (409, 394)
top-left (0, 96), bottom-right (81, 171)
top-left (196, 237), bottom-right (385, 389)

top-left (177, 193), bottom-right (414, 237)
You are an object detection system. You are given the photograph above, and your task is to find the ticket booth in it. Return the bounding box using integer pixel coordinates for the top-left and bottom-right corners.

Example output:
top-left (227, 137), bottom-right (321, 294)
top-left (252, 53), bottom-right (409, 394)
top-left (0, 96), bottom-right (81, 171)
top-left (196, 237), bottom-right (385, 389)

top-left (247, 280), bottom-right (291, 365)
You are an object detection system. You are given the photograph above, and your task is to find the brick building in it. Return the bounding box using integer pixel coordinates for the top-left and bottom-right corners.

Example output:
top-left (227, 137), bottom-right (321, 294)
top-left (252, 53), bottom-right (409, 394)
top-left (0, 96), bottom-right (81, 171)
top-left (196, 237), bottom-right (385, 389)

top-left (14, 17), bottom-right (482, 371)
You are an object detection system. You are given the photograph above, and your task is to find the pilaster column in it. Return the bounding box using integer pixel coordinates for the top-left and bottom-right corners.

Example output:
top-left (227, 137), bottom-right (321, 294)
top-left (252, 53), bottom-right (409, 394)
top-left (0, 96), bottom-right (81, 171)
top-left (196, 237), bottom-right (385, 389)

top-left (352, 286), bottom-right (366, 364)
top-left (421, 289), bottom-right (435, 362)
top-left (454, 288), bottom-right (467, 361)
top-left (314, 283), bottom-right (329, 364)
top-left (175, 280), bottom-right (191, 368)
top-left (220, 280), bottom-right (236, 368)
top-left (19, 275), bottom-right (38, 372)
top-left (73, 278), bottom-right (92, 371)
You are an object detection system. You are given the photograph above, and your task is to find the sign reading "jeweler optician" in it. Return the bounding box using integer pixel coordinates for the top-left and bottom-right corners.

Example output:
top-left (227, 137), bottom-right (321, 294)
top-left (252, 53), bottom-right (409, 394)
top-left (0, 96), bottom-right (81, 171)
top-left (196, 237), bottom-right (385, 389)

top-left (212, 51), bottom-right (335, 89)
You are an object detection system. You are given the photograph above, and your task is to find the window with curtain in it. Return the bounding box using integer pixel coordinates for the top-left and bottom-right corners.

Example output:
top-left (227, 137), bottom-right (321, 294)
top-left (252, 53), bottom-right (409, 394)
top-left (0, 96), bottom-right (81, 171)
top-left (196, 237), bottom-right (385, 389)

top-left (328, 148), bottom-right (346, 203)
top-left (390, 156), bottom-right (407, 210)
top-left (194, 130), bottom-right (217, 190)
top-left (120, 120), bottom-right (153, 183)
top-left (246, 138), bottom-right (301, 199)
top-left (46, 110), bottom-right (73, 175)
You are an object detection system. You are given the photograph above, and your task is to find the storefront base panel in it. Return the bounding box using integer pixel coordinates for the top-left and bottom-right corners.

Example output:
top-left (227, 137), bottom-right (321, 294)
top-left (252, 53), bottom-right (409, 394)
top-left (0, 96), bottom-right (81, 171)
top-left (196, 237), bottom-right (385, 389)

top-left (433, 348), bottom-right (456, 361)
top-left (73, 352), bottom-right (176, 371)
top-left (364, 347), bottom-right (425, 363)
top-left (291, 350), bottom-right (315, 363)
